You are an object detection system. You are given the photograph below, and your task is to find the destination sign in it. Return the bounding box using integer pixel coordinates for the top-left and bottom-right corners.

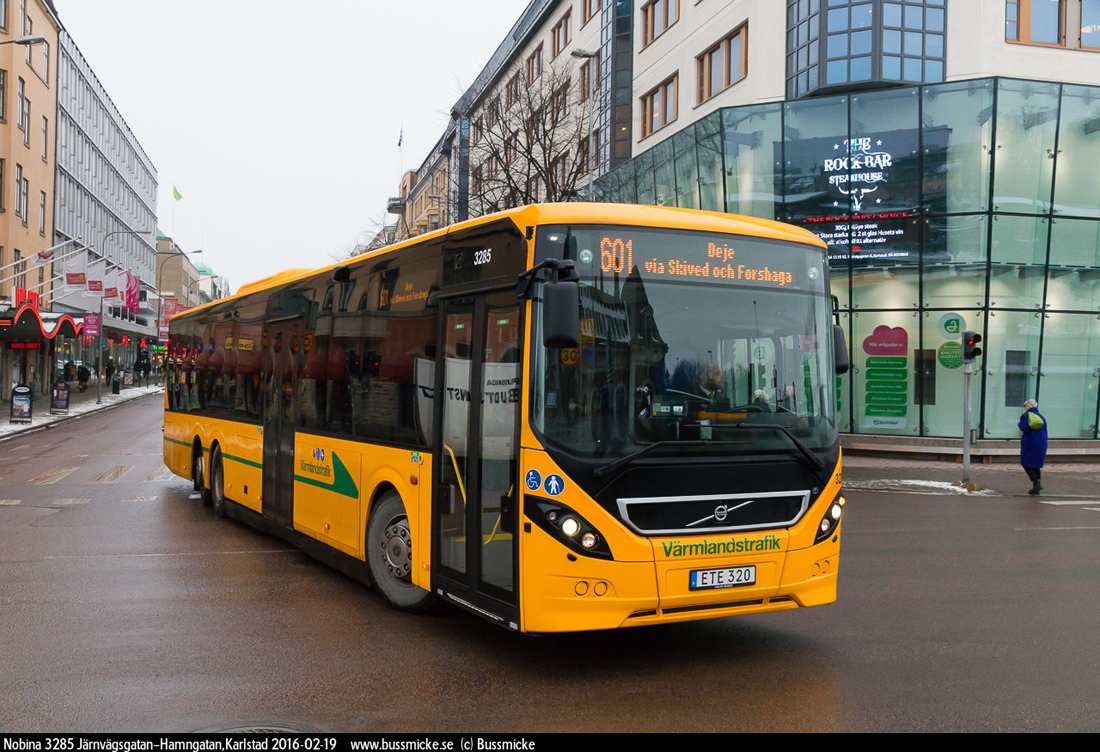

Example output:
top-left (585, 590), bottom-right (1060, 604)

top-left (565, 229), bottom-right (819, 292)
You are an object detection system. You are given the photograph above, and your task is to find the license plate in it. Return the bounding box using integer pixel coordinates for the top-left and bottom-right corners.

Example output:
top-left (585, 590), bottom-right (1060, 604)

top-left (690, 565), bottom-right (756, 590)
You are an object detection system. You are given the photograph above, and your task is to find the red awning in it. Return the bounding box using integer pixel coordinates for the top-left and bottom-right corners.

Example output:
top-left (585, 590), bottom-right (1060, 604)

top-left (0, 303), bottom-right (83, 341)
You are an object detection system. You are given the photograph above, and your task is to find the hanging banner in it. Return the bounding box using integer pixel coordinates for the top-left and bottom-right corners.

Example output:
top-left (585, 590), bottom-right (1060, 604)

top-left (86, 262), bottom-right (103, 297)
top-left (61, 254), bottom-right (87, 291)
top-left (29, 247), bottom-right (58, 267)
top-left (125, 272), bottom-right (140, 313)
top-left (103, 268), bottom-right (119, 300)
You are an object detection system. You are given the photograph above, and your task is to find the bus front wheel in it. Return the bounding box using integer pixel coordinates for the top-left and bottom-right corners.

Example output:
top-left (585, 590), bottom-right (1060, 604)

top-left (366, 491), bottom-right (436, 613)
top-left (210, 445), bottom-right (227, 518)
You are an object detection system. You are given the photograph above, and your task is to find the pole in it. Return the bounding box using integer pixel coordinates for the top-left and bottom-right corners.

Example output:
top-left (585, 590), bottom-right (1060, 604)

top-left (962, 361), bottom-right (973, 483)
top-left (586, 73), bottom-right (595, 197)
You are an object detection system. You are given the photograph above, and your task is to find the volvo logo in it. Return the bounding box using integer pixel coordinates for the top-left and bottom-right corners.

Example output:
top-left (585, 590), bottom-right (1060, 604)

top-left (687, 498), bottom-right (757, 527)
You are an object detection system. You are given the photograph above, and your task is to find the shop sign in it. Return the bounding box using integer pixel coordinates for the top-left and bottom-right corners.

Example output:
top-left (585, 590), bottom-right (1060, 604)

top-left (937, 312), bottom-right (965, 340)
top-left (937, 341), bottom-right (963, 370)
top-left (15, 288), bottom-right (40, 309)
top-left (10, 384), bottom-right (32, 424)
top-left (862, 326), bottom-right (908, 429)
top-left (84, 314), bottom-right (100, 337)
top-left (51, 382), bottom-right (70, 415)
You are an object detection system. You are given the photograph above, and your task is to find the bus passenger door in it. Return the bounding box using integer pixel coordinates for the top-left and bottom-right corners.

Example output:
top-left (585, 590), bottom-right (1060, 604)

top-left (262, 321), bottom-right (302, 524)
top-left (433, 291), bottom-right (521, 628)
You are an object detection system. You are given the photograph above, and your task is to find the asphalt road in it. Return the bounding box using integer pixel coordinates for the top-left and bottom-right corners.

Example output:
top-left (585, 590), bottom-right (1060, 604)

top-left (1, 394), bottom-right (1097, 733)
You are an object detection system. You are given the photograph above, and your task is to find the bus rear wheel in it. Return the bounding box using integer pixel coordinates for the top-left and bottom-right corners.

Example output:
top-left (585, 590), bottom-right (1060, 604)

top-left (366, 491), bottom-right (436, 613)
top-left (193, 445), bottom-right (211, 506)
top-left (210, 445), bottom-right (227, 518)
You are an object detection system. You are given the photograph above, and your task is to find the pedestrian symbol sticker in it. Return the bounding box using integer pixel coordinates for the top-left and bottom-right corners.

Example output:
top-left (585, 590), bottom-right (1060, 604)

top-left (525, 469), bottom-right (542, 491)
top-left (543, 474), bottom-right (564, 496)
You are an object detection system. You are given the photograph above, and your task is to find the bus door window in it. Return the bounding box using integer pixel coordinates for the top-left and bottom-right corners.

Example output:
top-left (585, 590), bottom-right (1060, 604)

top-left (478, 296), bottom-right (519, 594)
top-left (439, 299), bottom-right (474, 576)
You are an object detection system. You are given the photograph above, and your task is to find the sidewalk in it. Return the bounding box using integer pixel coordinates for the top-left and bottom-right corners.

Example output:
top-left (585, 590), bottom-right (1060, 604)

top-left (0, 378), bottom-right (163, 443)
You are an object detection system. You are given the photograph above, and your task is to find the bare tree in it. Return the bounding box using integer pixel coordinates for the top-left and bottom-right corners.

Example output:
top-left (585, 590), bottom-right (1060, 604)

top-left (466, 58), bottom-right (593, 217)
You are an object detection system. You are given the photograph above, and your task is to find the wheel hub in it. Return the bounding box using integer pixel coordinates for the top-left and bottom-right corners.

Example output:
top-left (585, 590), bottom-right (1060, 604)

top-left (380, 518), bottom-right (412, 580)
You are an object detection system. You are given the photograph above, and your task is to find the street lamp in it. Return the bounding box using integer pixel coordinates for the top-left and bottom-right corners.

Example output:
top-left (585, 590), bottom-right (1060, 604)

top-left (96, 230), bottom-right (152, 404)
top-left (571, 48), bottom-right (598, 198)
top-left (0, 35), bottom-right (48, 47)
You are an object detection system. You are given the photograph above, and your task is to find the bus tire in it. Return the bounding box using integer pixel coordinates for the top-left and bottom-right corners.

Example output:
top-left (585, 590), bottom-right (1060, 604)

top-left (210, 445), bottom-right (227, 518)
top-left (366, 491), bottom-right (436, 613)
top-left (193, 444), bottom-right (211, 506)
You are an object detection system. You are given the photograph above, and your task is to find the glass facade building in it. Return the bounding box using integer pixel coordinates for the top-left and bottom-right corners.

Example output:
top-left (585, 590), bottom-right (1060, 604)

top-left (595, 76), bottom-right (1100, 440)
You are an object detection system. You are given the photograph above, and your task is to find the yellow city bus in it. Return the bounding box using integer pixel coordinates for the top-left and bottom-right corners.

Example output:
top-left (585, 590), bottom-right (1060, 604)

top-left (163, 203), bottom-right (848, 633)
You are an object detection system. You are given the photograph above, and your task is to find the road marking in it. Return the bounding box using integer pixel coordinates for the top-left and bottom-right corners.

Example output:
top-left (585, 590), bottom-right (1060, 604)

top-left (0, 499), bottom-right (21, 505)
top-left (121, 496), bottom-right (157, 502)
top-left (28, 467), bottom-right (79, 485)
top-left (89, 465), bottom-right (133, 483)
top-left (1017, 526), bottom-right (1100, 530)
top-left (144, 466), bottom-right (173, 482)
top-left (43, 549), bottom-right (297, 560)
top-left (1039, 500), bottom-right (1100, 505)
top-left (51, 498), bottom-right (90, 505)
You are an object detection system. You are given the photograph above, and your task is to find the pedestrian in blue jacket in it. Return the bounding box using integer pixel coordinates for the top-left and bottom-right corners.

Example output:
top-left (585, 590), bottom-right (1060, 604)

top-left (1018, 399), bottom-right (1048, 495)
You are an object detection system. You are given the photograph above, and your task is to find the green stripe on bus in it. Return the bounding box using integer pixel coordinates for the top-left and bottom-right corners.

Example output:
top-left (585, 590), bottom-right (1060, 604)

top-left (223, 453), bottom-right (262, 469)
top-left (164, 438), bottom-right (258, 467)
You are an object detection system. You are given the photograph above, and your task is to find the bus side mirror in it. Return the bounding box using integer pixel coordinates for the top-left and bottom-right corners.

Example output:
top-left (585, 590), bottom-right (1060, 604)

top-left (833, 324), bottom-right (850, 375)
top-left (543, 280), bottom-right (579, 349)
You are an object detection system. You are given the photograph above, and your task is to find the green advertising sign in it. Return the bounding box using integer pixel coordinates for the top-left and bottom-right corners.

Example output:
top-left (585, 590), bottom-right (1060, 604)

top-left (937, 341), bottom-right (962, 370)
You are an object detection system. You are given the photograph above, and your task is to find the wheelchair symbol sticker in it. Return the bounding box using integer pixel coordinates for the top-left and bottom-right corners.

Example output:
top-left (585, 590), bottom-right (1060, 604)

top-left (543, 474), bottom-right (565, 496)
top-left (525, 469), bottom-right (542, 491)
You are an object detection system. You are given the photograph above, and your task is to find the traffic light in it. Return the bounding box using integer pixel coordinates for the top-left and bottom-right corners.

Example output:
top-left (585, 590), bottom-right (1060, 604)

top-left (962, 330), bottom-right (983, 363)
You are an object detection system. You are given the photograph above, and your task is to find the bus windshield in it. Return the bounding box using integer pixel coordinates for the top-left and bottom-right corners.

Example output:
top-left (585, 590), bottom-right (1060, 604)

top-left (531, 224), bottom-right (838, 463)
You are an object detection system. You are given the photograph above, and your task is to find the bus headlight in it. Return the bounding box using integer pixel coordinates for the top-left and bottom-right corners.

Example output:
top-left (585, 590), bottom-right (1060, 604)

top-left (525, 496), bottom-right (613, 560)
top-left (814, 493), bottom-right (845, 544)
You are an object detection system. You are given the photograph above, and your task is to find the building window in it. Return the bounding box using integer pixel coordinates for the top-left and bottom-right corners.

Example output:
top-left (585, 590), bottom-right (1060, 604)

top-left (19, 172), bottom-right (27, 223)
top-left (14, 164), bottom-right (23, 219)
top-left (0, 70), bottom-right (6, 122)
top-left (0, 159), bottom-right (4, 210)
top-left (1007, 0), bottom-right (1100, 49)
top-left (552, 83), bottom-right (570, 123)
top-left (640, 75), bottom-right (677, 138)
top-left (506, 72), bottom-right (522, 108)
top-left (38, 190), bottom-right (45, 235)
top-left (552, 152), bottom-right (570, 192)
top-left (14, 249), bottom-right (24, 290)
top-left (0, 1), bottom-right (7, 31)
top-left (583, 0), bottom-right (601, 26)
top-left (41, 116), bottom-right (47, 160)
top-left (527, 44), bottom-right (543, 83)
top-left (579, 55), bottom-right (598, 101)
top-left (471, 116), bottom-right (483, 146)
top-left (17, 76), bottom-right (24, 134)
top-left (697, 24), bottom-right (747, 103)
top-left (1006, 0), bottom-right (1065, 45)
top-left (552, 10), bottom-right (572, 57)
top-left (21, 96), bottom-right (28, 145)
top-left (40, 40), bottom-right (48, 81)
top-left (642, 0), bottom-right (679, 47)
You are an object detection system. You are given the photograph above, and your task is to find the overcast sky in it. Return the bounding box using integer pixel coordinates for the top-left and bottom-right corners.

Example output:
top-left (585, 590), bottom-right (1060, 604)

top-left (53, 0), bottom-right (526, 292)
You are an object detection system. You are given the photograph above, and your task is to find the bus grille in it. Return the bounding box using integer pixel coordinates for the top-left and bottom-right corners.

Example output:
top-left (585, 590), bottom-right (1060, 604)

top-left (616, 490), bottom-right (810, 536)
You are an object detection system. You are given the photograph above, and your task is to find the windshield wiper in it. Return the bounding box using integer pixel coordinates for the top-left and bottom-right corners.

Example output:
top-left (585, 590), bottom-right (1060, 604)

top-left (592, 440), bottom-right (748, 480)
top-left (725, 422), bottom-right (828, 482)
